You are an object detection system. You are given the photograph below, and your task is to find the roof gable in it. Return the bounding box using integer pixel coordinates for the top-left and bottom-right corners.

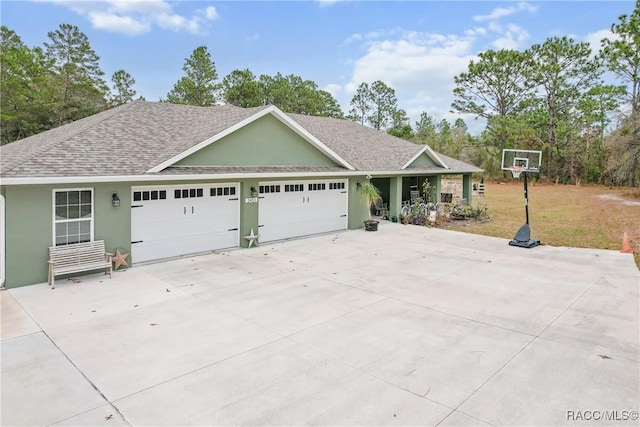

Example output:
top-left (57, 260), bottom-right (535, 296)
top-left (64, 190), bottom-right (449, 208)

top-left (149, 106), bottom-right (354, 172)
top-left (175, 114), bottom-right (342, 168)
top-left (402, 145), bottom-right (449, 169)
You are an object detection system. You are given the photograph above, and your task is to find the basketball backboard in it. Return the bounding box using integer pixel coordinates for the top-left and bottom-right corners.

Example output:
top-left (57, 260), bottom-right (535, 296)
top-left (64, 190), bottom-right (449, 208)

top-left (501, 149), bottom-right (542, 173)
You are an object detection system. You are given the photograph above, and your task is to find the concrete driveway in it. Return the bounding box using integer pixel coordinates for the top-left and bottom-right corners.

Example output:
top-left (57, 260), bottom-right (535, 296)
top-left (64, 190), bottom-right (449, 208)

top-left (2, 224), bottom-right (639, 426)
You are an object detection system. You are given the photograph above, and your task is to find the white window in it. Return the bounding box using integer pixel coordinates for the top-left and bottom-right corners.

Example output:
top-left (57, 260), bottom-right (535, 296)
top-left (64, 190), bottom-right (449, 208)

top-left (53, 189), bottom-right (94, 246)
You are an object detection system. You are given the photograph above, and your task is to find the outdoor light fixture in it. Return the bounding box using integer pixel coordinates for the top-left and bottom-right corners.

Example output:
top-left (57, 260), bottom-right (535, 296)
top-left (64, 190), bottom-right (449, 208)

top-left (112, 193), bottom-right (120, 207)
top-left (356, 182), bottom-right (362, 189)
top-left (250, 187), bottom-right (258, 197)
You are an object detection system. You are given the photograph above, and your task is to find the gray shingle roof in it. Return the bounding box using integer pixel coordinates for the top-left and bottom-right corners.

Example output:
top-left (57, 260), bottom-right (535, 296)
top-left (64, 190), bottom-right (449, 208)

top-left (0, 101), bottom-right (481, 178)
top-left (288, 113), bottom-right (421, 171)
top-left (407, 153), bottom-right (483, 174)
top-left (1, 102), bottom-right (268, 177)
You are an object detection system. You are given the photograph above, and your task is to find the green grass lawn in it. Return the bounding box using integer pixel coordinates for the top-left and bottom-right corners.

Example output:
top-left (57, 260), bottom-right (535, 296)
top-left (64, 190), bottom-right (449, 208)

top-left (454, 182), bottom-right (640, 269)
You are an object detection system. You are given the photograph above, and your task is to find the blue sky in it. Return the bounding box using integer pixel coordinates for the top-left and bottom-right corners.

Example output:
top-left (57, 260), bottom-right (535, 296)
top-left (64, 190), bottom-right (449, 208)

top-left (0, 1), bottom-right (633, 133)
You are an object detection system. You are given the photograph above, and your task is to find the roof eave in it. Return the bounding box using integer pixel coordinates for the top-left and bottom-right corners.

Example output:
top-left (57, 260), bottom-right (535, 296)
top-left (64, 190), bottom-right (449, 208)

top-left (363, 169), bottom-right (482, 176)
top-left (0, 168), bottom-right (482, 186)
top-left (0, 171), bottom-right (360, 185)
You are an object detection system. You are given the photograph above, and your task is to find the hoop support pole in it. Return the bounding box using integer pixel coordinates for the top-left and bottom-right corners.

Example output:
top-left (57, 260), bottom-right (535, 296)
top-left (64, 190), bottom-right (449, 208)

top-left (523, 171), bottom-right (529, 225)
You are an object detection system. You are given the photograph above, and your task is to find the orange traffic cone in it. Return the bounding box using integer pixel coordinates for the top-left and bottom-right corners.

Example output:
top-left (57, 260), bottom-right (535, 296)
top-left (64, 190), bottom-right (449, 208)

top-left (620, 232), bottom-right (633, 254)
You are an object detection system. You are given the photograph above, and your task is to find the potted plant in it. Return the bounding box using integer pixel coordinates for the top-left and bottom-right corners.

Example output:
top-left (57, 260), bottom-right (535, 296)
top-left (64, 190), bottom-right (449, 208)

top-left (359, 181), bottom-right (382, 231)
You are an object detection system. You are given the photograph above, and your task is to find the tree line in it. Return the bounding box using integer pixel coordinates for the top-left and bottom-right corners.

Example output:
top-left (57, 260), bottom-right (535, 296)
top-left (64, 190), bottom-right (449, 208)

top-left (450, 1), bottom-right (639, 186)
top-left (0, 25), bottom-right (348, 145)
top-left (1, 1), bottom-right (638, 186)
top-left (0, 23), bottom-right (431, 150)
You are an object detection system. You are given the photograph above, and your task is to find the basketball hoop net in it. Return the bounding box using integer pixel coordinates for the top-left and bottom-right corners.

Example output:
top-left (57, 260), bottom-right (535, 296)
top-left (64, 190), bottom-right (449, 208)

top-left (509, 166), bottom-right (525, 179)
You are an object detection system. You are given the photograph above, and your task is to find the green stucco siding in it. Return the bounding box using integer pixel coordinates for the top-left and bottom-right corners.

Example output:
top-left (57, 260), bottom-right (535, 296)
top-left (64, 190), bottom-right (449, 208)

top-left (96, 183), bottom-right (131, 258)
top-left (4, 183), bottom-right (130, 288)
top-left (176, 115), bottom-right (340, 167)
top-left (240, 179), bottom-right (259, 248)
top-left (4, 176), bottom-right (366, 287)
top-left (5, 185), bottom-right (50, 288)
top-left (407, 153), bottom-right (438, 168)
top-left (348, 177), bottom-right (373, 229)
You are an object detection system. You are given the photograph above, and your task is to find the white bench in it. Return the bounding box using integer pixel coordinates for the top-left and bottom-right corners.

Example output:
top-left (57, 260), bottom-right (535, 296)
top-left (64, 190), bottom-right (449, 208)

top-left (48, 240), bottom-right (113, 289)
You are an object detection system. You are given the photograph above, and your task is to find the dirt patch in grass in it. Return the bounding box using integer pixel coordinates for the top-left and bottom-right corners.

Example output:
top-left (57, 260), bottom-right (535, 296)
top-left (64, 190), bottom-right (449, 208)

top-left (596, 194), bottom-right (640, 206)
top-left (455, 182), bottom-right (640, 269)
top-left (622, 188), bottom-right (640, 200)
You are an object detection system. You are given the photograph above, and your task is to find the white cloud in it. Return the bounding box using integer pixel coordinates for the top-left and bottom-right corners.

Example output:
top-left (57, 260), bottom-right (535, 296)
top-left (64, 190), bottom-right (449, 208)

top-left (204, 6), bottom-right (218, 20)
top-left (88, 11), bottom-right (150, 35)
top-left (343, 33), bottom-right (363, 45)
top-left (491, 24), bottom-right (530, 50)
top-left (473, 2), bottom-right (534, 51)
top-left (465, 27), bottom-right (487, 37)
top-left (156, 12), bottom-right (199, 33)
top-left (473, 2), bottom-right (538, 22)
top-left (488, 21), bottom-right (503, 33)
top-left (317, 0), bottom-right (343, 7)
top-left (36, 0), bottom-right (218, 35)
top-left (342, 30), bottom-right (396, 46)
top-left (584, 29), bottom-right (616, 52)
top-left (323, 83), bottom-right (343, 98)
top-left (246, 33), bottom-right (260, 43)
top-left (329, 4), bottom-right (540, 132)
top-left (102, 0), bottom-right (171, 15)
top-left (332, 30), bottom-right (478, 129)
top-left (346, 33), bottom-right (475, 93)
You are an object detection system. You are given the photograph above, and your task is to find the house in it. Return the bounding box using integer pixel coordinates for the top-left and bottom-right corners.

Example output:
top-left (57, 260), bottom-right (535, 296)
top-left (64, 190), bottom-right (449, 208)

top-left (0, 101), bottom-right (482, 288)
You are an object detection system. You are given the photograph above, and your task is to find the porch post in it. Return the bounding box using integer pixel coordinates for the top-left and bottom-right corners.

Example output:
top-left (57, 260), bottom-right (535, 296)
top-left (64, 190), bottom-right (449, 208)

top-left (432, 175), bottom-right (441, 203)
top-left (388, 176), bottom-right (403, 219)
top-left (462, 174), bottom-right (472, 205)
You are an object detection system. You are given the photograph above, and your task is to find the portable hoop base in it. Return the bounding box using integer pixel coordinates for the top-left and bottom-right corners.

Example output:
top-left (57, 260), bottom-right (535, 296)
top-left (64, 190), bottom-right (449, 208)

top-left (509, 170), bottom-right (540, 249)
top-left (509, 223), bottom-right (540, 248)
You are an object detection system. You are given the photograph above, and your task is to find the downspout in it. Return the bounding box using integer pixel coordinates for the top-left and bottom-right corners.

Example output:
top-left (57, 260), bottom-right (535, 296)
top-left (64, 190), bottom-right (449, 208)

top-left (0, 194), bottom-right (5, 287)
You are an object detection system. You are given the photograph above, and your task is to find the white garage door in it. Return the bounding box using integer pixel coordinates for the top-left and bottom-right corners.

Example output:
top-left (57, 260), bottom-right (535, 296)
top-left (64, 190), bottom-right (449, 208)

top-left (131, 184), bottom-right (240, 263)
top-left (258, 180), bottom-right (348, 242)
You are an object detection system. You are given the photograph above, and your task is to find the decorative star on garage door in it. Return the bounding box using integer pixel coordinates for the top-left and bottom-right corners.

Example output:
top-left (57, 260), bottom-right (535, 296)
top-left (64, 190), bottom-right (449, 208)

top-left (243, 228), bottom-right (260, 248)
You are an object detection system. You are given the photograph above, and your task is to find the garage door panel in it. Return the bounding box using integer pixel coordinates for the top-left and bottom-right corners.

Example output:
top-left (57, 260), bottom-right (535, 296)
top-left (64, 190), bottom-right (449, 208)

top-left (307, 200), bottom-right (346, 220)
top-left (134, 217), bottom-right (237, 246)
top-left (134, 228), bottom-right (238, 259)
top-left (299, 218), bottom-right (344, 237)
top-left (132, 230), bottom-right (234, 263)
top-left (258, 180), bottom-right (347, 242)
top-left (131, 184), bottom-right (239, 263)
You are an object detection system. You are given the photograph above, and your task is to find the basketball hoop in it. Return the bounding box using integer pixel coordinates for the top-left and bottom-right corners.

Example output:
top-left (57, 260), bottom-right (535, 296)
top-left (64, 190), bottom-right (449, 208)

top-left (501, 148), bottom-right (541, 248)
top-left (509, 166), bottom-right (525, 179)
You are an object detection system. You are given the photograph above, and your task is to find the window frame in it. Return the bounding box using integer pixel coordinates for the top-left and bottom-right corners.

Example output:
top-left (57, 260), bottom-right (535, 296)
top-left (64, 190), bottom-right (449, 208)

top-left (52, 188), bottom-right (95, 246)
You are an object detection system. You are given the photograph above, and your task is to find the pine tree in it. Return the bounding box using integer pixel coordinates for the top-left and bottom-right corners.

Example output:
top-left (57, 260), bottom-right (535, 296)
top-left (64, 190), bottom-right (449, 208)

top-left (44, 23), bottom-right (108, 124)
top-left (167, 46), bottom-right (219, 106)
